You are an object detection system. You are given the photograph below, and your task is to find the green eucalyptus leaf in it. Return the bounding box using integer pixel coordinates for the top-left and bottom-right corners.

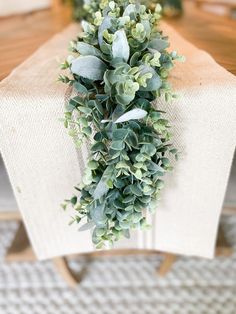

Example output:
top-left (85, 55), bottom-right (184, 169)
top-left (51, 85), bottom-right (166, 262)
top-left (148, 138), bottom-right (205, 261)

top-left (79, 117), bottom-right (88, 127)
top-left (88, 160), bottom-right (99, 170)
top-left (115, 161), bottom-right (130, 170)
top-left (70, 196), bottom-right (77, 205)
top-left (130, 184), bottom-right (143, 197)
top-left (156, 179), bottom-right (165, 189)
top-left (114, 199), bottom-right (125, 209)
top-left (67, 95), bottom-right (84, 111)
top-left (134, 169), bottom-right (142, 180)
top-left (93, 179), bottom-right (109, 200)
top-left (98, 16), bottom-right (112, 46)
top-left (114, 178), bottom-right (126, 189)
top-left (130, 51), bottom-right (141, 66)
top-left (119, 220), bottom-right (130, 229)
top-left (81, 20), bottom-right (95, 33)
top-left (77, 107), bottom-right (92, 114)
top-left (71, 56), bottom-right (107, 80)
top-left (91, 142), bottom-right (107, 152)
top-left (123, 195), bottom-right (135, 203)
top-left (135, 154), bottom-right (146, 162)
top-left (140, 196), bottom-right (151, 204)
top-left (77, 42), bottom-right (102, 58)
top-left (93, 166), bottom-right (114, 199)
top-left (94, 227), bottom-right (106, 237)
top-left (73, 82), bottom-right (88, 94)
top-left (94, 132), bottom-right (104, 142)
top-left (132, 212), bottom-right (142, 223)
top-left (148, 161), bottom-right (165, 174)
top-left (123, 3), bottom-right (136, 16)
top-left (79, 221), bottom-right (95, 231)
top-left (112, 29), bottom-right (130, 62)
top-left (141, 143), bottom-right (156, 156)
top-left (139, 65), bottom-right (162, 91)
top-left (148, 39), bottom-right (169, 52)
top-left (113, 129), bottom-right (129, 140)
top-left (110, 141), bottom-right (125, 151)
top-left (90, 204), bottom-right (107, 225)
top-left (115, 109), bottom-right (147, 123)
top-left (125, 130), bottom-right (138, 148)
top-left (82, 126), bottom-right (92, 136)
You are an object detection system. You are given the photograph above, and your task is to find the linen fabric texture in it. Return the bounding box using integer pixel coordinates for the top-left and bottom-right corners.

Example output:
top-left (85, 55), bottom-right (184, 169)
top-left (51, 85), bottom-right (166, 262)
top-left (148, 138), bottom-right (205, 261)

top-left (0, 23), bottom-right (235, 259)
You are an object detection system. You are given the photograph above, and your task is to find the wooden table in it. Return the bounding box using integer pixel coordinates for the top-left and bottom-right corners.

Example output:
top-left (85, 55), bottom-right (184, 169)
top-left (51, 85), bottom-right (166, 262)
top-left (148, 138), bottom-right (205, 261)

top-left (0, 1), bottom-right (235, 81)
top-left (0, 0), bottom-right (235, 286)
top-left (0, 9), bottom-right (70, 80)
top-left (168, 1), bottom-right (236, 75)
top-left (0, 1), bottom-right (236, 80)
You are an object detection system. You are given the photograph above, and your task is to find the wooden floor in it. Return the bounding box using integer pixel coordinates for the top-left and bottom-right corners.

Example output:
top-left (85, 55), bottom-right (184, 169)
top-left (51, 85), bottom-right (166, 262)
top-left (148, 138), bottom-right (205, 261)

top-left (0, 1), bottom-right (236, 81)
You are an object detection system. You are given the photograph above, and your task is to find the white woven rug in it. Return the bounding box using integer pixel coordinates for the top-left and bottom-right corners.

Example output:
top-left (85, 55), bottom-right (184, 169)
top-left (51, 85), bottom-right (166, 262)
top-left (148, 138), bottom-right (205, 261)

top-left (0, 216), bottom-right (236, 314)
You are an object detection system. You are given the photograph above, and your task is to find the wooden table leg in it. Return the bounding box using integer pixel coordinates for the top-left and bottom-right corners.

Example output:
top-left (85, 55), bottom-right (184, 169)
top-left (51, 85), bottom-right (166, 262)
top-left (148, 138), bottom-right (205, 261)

top-left (215, 224), bottom-right (233, 257)
top-left (1, 210), bottom-right (234, 282)
top-left (3, 219), bottom-right (85, 287)
top-left (5, 221), bottom-right (35, 262)
top-left (158, 253), bottom-right (177, 276)
top-left (53, 257), bottom-right (84, 288)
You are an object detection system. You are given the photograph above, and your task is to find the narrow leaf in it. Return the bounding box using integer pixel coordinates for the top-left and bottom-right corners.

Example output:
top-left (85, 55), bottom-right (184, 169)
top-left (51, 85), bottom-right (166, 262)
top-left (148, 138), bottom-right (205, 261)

top-left (148, 39), bottom-right (169, 51)
top-left (98, 16), bottom-right (112, 46)
top-left (112, 29), bottom-right (130, 62)
top-left (79, 221), bottom-right (95, 231)
top-left (115, 108), bottom-right (147, 123)
top-left (93, 166), bottom-right (113, 199)
top-left (90, 205), bottom-right (106, 225)
top-left (77, 42), bottom-right (102, 58)
top-left (93, 179), bottom-right (109, 200)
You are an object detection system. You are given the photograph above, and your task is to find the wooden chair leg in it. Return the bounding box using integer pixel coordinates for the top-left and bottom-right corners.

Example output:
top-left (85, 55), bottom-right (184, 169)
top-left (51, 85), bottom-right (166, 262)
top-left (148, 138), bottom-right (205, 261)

top-left (158, 253), bottom-right (177, 276)
top-left (53, 257), bottom-right (86, 287)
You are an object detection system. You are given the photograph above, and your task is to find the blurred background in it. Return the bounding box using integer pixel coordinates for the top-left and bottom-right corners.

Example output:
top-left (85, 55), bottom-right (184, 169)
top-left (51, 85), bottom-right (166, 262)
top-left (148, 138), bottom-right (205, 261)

top-left (0, 0), bottom-right (236, 313)
top-left (1, 0), bottom-right (235, 80)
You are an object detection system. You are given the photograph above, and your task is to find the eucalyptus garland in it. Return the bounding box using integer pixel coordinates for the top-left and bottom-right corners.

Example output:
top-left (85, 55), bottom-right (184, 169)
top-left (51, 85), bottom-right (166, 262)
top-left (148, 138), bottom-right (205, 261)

top-left (60, 0), bottom-right (183, 248)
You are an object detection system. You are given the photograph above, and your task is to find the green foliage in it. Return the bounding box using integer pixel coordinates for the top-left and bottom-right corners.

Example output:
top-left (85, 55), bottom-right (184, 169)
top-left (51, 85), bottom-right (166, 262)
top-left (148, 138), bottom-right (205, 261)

top-left (61, 0), bottom-right (182, 248)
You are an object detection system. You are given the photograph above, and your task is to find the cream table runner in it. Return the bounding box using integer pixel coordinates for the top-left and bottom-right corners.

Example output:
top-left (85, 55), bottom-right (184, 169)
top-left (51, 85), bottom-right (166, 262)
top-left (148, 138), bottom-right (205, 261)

top-left (0, 23), bottom-right (235, 259)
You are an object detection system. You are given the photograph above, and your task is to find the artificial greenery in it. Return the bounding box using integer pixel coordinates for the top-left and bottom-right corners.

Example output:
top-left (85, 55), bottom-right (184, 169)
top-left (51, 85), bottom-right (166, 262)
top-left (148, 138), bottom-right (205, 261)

top-left (60, 0), bottom-right (183, 248)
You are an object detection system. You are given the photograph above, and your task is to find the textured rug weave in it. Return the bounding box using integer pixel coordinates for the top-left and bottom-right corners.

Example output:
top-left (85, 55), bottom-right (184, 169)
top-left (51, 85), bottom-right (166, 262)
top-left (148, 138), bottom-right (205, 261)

top-left (0, 216), bottom-right (236, 314)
